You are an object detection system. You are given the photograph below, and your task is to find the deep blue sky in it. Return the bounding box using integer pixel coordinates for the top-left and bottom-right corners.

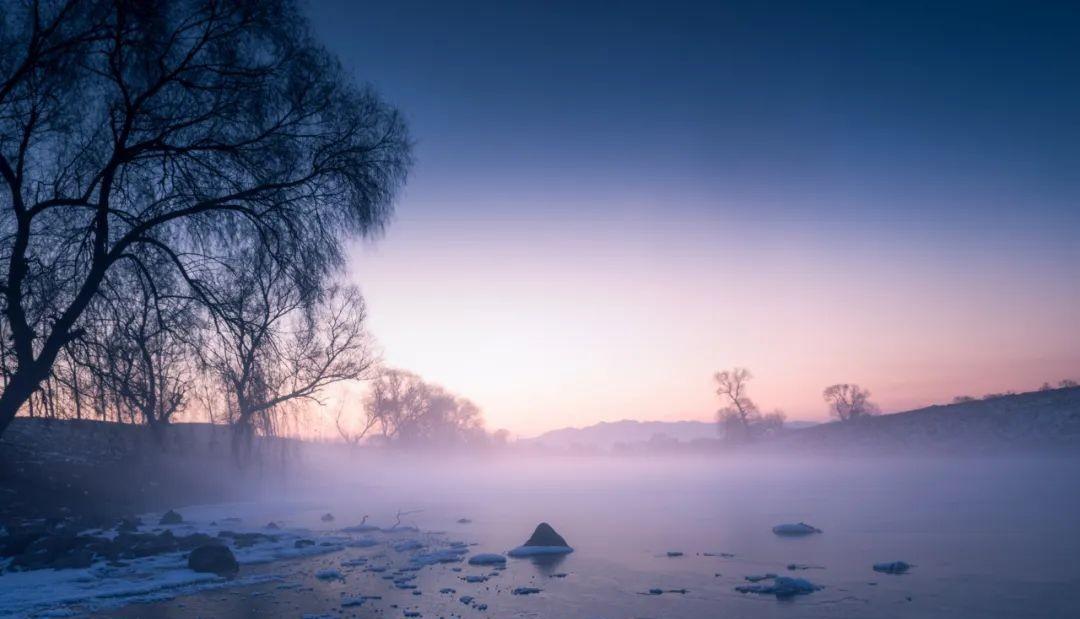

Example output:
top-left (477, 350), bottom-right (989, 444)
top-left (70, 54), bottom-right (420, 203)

top-left (306, 1), bottom-right (1080, 433)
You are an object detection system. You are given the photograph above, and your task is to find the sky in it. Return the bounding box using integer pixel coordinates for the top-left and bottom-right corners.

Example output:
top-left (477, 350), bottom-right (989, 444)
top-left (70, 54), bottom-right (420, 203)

top-left (305, 0), bottom-right (1080, 437)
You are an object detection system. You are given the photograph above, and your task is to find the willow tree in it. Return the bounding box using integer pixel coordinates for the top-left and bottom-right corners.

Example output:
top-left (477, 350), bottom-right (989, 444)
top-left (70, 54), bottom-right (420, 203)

top-left (0, 0), bottom-right (410, 438)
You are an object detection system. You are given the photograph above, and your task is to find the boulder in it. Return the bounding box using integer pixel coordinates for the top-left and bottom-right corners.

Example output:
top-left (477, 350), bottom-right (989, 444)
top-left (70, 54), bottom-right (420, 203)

top-left (523, 522), bottom-right (568, 547)
top-left (187, 544), bottom-right (238, 576)
top-left (159, 510), bottom-right (183, 525)
top-left (320, 513), bottom-right (335, 522)
top-left (508, 522), bottom-right (573, 557)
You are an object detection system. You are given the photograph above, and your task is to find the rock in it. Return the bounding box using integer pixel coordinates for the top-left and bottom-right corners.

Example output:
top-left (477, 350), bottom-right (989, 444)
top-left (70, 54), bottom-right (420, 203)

top-left (266, 522), bottom-right (279, 530)
top-left (159, 510), bottom-right (183, 525)
top-left (512, 587), bottom-right (542, 595)
top-left (666, 551), bottom-right (684, 557)
top-left (736, 576), bottom-right (821, 598)
top-left (320, 513), bottom-right (335, 523)
top-left (873, 561), bottom-right (912, 574)
top-left (508, 522), bottom-right (573, 557)
top-left (771, 522), bottom-right (822, 536)
top-left (467, 553), bottom-right (507, 566)
top-left (524, 522), bottom-right (568, 547)
top-left (294, 539), bottom-right (315, 548)
top-left (456, 518), bottom-right (472, 524)
top-left (187, 544), bottom-right (238, 576)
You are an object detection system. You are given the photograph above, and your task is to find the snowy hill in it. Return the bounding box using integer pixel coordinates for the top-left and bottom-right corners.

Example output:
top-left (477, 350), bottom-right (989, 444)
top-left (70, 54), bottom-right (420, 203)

top-left (769, 386), bottom-right (1080, 454)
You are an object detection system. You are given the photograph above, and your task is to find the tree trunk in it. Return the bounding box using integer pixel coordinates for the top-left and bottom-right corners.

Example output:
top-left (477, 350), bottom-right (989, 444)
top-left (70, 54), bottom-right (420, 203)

top-left (0, 371), bottom-right (38, 437)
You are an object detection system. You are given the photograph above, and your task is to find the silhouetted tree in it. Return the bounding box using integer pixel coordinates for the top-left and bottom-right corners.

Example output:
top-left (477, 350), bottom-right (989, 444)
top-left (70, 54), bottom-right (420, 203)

top-left (1060, 379), bottom-right (1079, 389)
top-left (0, 0), bottom-right (410, 439)
top-left (823, 383), bottom-right (879, 421)
top-left (79, 264), bottom-right (195, 437)
top-left (198, 250), bottom-right (375, 455)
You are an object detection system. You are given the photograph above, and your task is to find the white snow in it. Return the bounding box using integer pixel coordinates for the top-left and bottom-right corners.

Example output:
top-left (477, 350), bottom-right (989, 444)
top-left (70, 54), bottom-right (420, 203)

top-left (771, 522), bottom-right (821, 536)
top-left (0, 508), bottom-right (347, 618)
top-left (467, 553), bottom-right (506, 565)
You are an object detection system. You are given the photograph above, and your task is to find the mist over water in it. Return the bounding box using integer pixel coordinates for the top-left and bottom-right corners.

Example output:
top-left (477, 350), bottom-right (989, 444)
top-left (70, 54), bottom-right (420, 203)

top-left (119, 450), bottom-right (1080, 618)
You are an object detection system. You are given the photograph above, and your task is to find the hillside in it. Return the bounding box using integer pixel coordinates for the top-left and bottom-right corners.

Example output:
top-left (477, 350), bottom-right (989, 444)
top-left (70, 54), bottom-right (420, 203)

top-left (523, 420), bottom-right (718, 451)
top-left (523, 418), bottom-right (818, 452)
top-left (768, 386), bottom-right (1080, 454)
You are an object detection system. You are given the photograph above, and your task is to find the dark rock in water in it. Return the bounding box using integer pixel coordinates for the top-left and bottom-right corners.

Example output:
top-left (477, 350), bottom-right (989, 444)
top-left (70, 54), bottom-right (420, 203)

top-left (873, 561), bottom-right (912, 574)
top-left (320, 513), bottom-right (335, 522)
top-left (159, 510), bottom-right (183, 525)
top-left (666, 551), bottom-right (684, 557)
top-left (187, 544), bottom-right (238, 576)
top-left (512, 587), bottom-right (542, 595)
top-left (266, 522), bottom-right (279, 530)
top-left (523, 522), bottom-right (568, 547)
top-left (294, 539), bottom-right (315, 548)
top-left (771, 522), bottom-right (822, 536)
top-left (457, 518), bottom-right (472, 524)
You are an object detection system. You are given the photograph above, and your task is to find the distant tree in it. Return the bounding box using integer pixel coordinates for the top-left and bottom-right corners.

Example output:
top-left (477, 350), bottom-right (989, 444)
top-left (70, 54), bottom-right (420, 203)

top-left (823, 383), bottom-right (879, 421)
top-left (360, 368), bottom-right (487, 447)
top-left (714, 367), bottom-right (759, 441)
top-left (0, 0), bottom-right (410, 440)
top-left (713, 367), bottom-right (785, 441)
top-left (1060, 379), bottom-right (1079, 389)
top-left (758, 409), bottom-right (787, 437)
top-left (1039, 382), bottom-right (1054, 391)
top-left (952, 395), bottom-right (976, 404)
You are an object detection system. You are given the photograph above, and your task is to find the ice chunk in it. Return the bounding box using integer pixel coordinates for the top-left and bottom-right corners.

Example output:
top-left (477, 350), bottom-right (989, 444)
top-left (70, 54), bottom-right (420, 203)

top-left (736, 576), bottom-right (821, 598)
top-left (771, 522), bottom-right (822, 536)
top-left (314, 568), bottom-right (343, 581)
top-left (467, 553), bottom-right (506, 566)
top-left (872, 561), bottom-right (912, 574)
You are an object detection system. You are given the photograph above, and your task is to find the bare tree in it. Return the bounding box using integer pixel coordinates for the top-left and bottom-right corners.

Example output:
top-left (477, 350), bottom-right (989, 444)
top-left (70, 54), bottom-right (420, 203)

top-left (198, 250), bottom-right (376, 454)
top-left (1060, 379), bottom-right (1079, 389)
top-left (823, 383), bottom-right (879, 421)
top-left (0, 0), bottom-right (410, 439)
top-left (359, 368), bottom-right (487, 448)
top-left (78, 265), bottom-right (195, 437)
top-left (714, 367), bottom-right (760, 441)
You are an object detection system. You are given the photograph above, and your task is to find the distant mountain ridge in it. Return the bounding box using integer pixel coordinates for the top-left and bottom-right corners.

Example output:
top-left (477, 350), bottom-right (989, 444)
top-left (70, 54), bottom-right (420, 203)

top-left (524, 418), bottom-right (818, 451)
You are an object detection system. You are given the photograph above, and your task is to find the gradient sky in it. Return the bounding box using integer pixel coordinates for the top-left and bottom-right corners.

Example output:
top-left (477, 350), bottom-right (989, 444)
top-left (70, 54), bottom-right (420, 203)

top-left (306, 1), bottom-right (1080, 436)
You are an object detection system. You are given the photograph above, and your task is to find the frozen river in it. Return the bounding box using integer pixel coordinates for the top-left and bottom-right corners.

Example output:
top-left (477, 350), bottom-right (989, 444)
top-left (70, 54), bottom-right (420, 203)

top-left (36, 453), bottom-right (1080, 617)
